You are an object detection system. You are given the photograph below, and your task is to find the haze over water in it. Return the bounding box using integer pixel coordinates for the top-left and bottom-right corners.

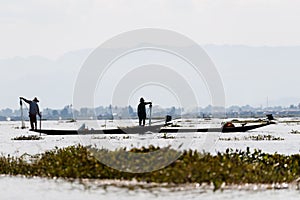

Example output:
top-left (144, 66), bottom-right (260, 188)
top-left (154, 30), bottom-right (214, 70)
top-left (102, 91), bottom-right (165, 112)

top-left (1, 1), bottom-right (300, 199)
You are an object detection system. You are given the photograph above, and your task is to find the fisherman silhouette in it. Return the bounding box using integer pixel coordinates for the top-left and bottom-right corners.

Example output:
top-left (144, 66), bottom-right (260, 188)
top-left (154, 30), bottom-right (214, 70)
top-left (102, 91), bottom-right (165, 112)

top-left (137, 97), bottom-right (152, 126)
top-left (20, 97), bottom-right (41, 130)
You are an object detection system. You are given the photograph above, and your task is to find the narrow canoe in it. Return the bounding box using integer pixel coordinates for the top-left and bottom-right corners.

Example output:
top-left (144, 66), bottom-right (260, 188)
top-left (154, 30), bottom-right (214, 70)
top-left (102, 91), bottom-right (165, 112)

top-left (31, 121), bottom-right (272, 135)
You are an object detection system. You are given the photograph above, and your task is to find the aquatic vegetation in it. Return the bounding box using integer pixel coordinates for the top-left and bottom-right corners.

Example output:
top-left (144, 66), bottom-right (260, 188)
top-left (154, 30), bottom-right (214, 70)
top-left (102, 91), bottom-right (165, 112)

top-left (91, 135), bottom-right (131, 140)
top-left (248, 135), bottom-right (284, 141)
top-left (219, 137), bottom-right (240, 141)
top-left (290, 130), bottom-right (300, 134)
top-left (11, 135), bottom-right (43, 140)
top-left (219, 135), bottom-right (284, 141)
top-left (0, 145), bottom-right (300, 191)
top-left (14, 126), bottom-right (29, 129)
top-left (91, 136), bottom-right (107, 139)
top-left (160, 133), bottom-right (175, 139)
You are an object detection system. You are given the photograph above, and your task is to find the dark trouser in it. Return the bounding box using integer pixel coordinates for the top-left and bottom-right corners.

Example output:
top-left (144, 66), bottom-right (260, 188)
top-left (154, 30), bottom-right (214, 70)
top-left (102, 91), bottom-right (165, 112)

top-left (139, 117), bottom-right (146, 126)
top-left (29, 114), bottom-right (37, 130)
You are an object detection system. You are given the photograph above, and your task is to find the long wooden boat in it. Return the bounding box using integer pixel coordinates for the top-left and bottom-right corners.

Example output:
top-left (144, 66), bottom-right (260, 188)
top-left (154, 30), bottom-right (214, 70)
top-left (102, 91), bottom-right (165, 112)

top-left (32, 124), bottom-right (162, 135)
top-left (31, 121), bottom-right (273, 135)
top-left (160, 121), bottom-right (272, 133)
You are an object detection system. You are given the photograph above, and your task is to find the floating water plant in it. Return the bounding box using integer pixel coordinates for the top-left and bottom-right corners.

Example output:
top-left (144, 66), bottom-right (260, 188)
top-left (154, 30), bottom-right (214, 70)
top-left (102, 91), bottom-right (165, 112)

top-left (290, 130), bottom-right (300, 134)
top-left (219, 135), bottom-right (284, 141)
top-left (248, 135), bottom-right (284, 141)
top-left (160, 133), bottom-right (175, 139)
top-left (0, 145), bottom-right (300, 190)
top-left (11, 135), bottom-right (43, 140)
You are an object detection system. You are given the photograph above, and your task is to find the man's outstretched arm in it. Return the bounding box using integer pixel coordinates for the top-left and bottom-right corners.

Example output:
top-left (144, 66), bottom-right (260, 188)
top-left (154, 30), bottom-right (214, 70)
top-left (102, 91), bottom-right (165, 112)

top-left (19, 97), bottom-right (30, 104)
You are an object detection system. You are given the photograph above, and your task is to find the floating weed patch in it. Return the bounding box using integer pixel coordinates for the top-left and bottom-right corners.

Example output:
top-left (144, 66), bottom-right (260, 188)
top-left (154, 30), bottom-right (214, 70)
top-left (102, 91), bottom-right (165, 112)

top-left (160, 133), bottom-right (175, 139)
top-left (14, 126), bottom-right (29, 129)
top-left (219, 137), bottom-right (240, 141)
top-left (92, 136), bottom-right (131, 140)
top-left (290, 130), bottom-right (300, 134)
top-left (12, 135), bottom-right (43, 140)
top-left (0, 146), bottom-right (300, 190)
top-left (91, 136), bottom-right (107, 140)
top-left (248, 135), bottom-right (284, 141)
top-left (219, 135), bottom-right (284, 141)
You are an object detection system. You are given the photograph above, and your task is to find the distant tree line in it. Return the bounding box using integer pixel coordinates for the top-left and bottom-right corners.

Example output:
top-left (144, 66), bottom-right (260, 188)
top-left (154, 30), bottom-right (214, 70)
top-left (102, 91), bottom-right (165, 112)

top-left (2, 104), bottom-right (300, 121)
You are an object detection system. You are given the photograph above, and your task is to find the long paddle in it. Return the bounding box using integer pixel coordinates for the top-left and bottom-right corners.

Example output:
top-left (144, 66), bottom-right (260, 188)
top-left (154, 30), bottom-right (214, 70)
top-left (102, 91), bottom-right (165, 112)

top-left (149, 104), bottom-right (152, 126)
top-left (19, 99), bottom-right (25, 129)
top-left (39, 113), bottom-right (42, 136)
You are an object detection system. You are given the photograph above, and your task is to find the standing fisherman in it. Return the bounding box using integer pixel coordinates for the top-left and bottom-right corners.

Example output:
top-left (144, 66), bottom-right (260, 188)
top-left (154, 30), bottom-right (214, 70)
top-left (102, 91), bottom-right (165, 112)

top-left (19, 97), bottom-right (41, 130)
top-left (137, 97), bottom-right (152, 126)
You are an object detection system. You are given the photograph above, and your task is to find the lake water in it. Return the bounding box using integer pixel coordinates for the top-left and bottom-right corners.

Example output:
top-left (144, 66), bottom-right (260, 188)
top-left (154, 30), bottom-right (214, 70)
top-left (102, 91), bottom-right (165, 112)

top-left (1, 175), bottom-right (300, 200)
top-left (1, 118), bottom-right (300, 199)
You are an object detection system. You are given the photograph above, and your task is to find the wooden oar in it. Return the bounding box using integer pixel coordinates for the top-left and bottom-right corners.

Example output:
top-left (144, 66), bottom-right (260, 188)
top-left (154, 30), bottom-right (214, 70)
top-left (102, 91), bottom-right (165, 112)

top-left (19, 98), bottom-right (26, 129)
top-left (149, 104), bottom-right (152, 126)
top-left (39, 113), bottom-right (42, 136)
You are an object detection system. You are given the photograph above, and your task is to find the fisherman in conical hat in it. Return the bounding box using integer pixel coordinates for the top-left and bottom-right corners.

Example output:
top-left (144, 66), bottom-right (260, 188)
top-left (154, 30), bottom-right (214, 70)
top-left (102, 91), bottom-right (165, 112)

top-left (19, 96), bottom-right (41, 130)
top-left (137, 97), bottom-right (152, 126)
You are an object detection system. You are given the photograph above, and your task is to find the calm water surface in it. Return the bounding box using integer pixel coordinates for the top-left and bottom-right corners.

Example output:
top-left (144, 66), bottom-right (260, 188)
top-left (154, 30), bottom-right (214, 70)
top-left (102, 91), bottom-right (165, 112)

top-left (1, 176), bottom-right (300, 200)
top-left (1, 119), bottom-right (300, 199)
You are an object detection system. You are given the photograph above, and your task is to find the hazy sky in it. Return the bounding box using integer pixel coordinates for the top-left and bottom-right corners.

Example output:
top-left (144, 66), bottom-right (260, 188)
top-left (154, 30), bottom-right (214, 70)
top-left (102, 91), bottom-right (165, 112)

top-left (1, 0), bottom-right (300, 59)
top-left (1, 0), bottom-right (300, 109)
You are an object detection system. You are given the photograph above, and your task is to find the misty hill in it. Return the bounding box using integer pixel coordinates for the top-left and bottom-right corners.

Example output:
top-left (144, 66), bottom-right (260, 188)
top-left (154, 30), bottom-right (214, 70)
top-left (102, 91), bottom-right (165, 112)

top-left (1, 45), bottom-right (300, 109)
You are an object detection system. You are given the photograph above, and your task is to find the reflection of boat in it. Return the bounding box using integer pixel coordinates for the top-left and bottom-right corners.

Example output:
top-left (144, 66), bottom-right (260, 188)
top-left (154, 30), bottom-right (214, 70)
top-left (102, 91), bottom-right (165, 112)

top-left (31, 115), bottom-right (275, 135)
